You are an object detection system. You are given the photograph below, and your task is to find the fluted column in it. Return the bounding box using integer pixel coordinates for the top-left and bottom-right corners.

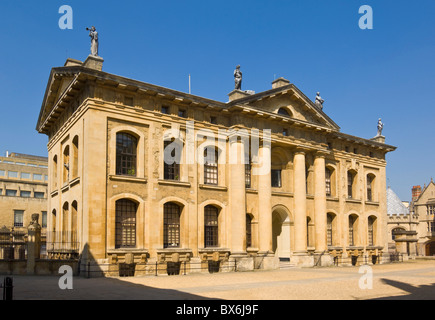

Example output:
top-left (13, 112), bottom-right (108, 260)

top-left (257, 145), bottom-right (272, 253)
top-left (314, 153), bottom-right (327, 252)
top-left (293, 150), bottom-right (307, 253)
top-left (229, 139), bottom-right (246, 254)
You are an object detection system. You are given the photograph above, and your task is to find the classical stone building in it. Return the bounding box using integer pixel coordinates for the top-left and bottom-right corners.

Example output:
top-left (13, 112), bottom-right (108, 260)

top-left (0, 152), bottom-right (48, 229)
top-left (36, 55), bottom-right (396, 276)
top-left (387, 181), bottom-right (435, 257)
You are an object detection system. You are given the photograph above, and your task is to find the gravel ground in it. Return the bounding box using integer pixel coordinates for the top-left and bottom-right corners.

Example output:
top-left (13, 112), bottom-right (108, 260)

top-left (6, 259), bottom-right (435, 300)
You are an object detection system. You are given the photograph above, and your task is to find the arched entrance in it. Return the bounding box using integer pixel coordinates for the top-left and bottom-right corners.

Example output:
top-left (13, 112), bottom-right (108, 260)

top-left (272, 206), bottom-right (291, 260)
top-left (425, 241), bottom-right (435, 256)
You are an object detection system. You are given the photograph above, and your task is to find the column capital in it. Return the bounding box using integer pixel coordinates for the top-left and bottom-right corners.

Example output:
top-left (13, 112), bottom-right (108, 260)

top-left (314, 150), bottom-right (328, 159)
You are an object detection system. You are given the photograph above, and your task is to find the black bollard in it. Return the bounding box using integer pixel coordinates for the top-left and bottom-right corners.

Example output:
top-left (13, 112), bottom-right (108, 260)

top-left (3, 277), bottom-right (13, 300)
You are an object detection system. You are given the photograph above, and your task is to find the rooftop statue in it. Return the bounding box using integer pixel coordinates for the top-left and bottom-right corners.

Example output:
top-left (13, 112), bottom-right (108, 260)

top-left (234, 65), bottom-right (242, 90)
top-left (86, 26), bottom-right (99, 56)
top-left (314, 92), bottom-right (324, 109)
top-left (377, 118), bottom-right (384, 136)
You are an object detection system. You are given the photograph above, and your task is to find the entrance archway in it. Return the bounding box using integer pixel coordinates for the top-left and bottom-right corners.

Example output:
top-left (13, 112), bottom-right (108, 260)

top-left (272, 205), bottom-right (291, 260)
top-left (425, 241), bottom-right (435, 256)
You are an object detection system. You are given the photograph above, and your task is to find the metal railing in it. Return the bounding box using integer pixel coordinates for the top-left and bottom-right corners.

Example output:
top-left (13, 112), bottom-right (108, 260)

top-left (0, 228), bottom-right (27, 260)
top-left (45, 231), bottom-right (80, 259)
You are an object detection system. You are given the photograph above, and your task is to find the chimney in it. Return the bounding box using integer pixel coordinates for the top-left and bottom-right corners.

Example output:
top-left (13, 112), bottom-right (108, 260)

top-left (272, 77), bottom-right (290, 89)
top-left (412, 185), bottom-right (422, 201)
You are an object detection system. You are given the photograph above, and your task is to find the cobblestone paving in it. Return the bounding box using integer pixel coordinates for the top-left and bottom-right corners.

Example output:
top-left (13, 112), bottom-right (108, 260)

top-left (6, 259), bottom-right (435, 300)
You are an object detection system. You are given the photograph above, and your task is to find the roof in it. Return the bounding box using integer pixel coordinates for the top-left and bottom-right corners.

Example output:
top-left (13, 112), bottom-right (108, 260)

top-left (387, 187), bottom-right (409, 215)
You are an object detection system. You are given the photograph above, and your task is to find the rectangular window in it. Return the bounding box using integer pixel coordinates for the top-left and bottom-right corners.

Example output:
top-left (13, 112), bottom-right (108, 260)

top-left (204, 148), bottom-right (218, 185)
top-left (163, 140), bottom-right (181, 181)
top-left (271, 169), bottom-right (282, 188)
top-left (0, 170), bottom-right (5, 176)
top-left (20, 191), bottom-right (31, 198)
top-left (428, 205), bottom-right (435, 215)
top-left (327, 215), bottom-right (333, 246)
top-left (8, 171), bottom-right (18, 178)
top-left (14, 210), bottom-right (24, 227)
top-left (161, 106), bottom-right (169, 114)
top-left (42, 211), bottom-right (47, 228)
top-left (34, 192), bottom-right (45, 199)
top-left (367, 175), bottom-right (373, 202)
top-left (178, 109), bottom-right (187, 118)
top-left (325, 168), bottom-right (331, 197)
top-left (6, 189), bottom-right (17, 197)
top-left (21, 172), bottom-right (31, 179)
top-left (164, 203), bottom-right (180, 248)
top-left (347, 172), bottom-right (353, 199)
top-left (33, 174), bottom-right (43, 181)
top-left (210, 116), bottom-right (217, 124)
top-left (245, 163), bottom-right (251, 188)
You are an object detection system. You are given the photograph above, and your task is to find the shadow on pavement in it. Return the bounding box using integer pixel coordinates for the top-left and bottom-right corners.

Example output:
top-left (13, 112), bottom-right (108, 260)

top-left (374, 278), bottom-right (435, 300)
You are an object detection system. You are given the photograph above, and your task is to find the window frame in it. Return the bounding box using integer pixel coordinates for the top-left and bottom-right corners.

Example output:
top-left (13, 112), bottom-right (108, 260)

top-left (204, 205), bottom-right (219, 248)
top-left (116, 132), bottom-right (138, 177)
top-left (164, 203), bottom-right (181, 248)
top-left (115, 199), bottom-right (137, 249)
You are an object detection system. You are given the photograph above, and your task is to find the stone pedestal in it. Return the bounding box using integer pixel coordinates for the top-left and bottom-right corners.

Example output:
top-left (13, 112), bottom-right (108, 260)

top-left (83, 55), bottom-right (104, 71)
top-left (27, 214), bottom-right (42, 275)
top-left (254, 252), bottom-right (278, 270)
top-left (291, 252), bottom-right (314, 267)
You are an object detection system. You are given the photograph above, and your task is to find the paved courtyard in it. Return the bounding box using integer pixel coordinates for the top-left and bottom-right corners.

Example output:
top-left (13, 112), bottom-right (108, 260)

top-left (5, 259), bottom-right (435, 300)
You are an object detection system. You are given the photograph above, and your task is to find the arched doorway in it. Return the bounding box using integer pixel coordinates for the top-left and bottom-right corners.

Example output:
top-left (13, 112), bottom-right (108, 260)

top-left (425, 241), bottom-right (435, 256)
top-left (272, 206), bottom-right (291, 260)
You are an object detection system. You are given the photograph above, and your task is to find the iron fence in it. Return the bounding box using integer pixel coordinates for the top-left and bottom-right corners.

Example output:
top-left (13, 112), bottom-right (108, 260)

top-left (45, 231), bottom-right (80, 260)
top-left (0, 228), bottom-right (27, 260)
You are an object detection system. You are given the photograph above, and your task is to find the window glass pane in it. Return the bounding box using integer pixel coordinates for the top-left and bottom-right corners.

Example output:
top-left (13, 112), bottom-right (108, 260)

top-left (33, 174), bottom-right (43, 180)
top-left (164, 203), bottom-right (180, 248)
top-left (6, 189), bottom-right (17, 197)
top-left (20, 191), bottom-right (31, 198)
top-left (42, 211), bottom-right (47, 228)
top-left (8, 171), bottom-right (18, 178)
top-left (34, 192), bottom-right (45, 199)
top-left (271, 169), bottom-right (282, 188)
top-left (115, 199), bottom-right (137, 248)
top-left (204, 206), bottom-right (218, 247)
top-left (21, 172), bottom-right (31, 179)
top-left (0, 170), bottom-right (5, 176)
top-left (204, 147), bottom-right (218, 185)
top-left (116, 133), bottom-right (138, 176)
top-left (14, 210), bottom-right (24, 227)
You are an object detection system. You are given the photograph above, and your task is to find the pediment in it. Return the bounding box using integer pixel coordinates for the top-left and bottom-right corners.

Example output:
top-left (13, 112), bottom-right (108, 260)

top-left (227, 84), bottom-right (340, 131)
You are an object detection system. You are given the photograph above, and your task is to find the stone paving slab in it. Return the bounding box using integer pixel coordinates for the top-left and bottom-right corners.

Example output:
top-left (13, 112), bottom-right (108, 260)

top-left (4, 260), bottom-right (435, 300)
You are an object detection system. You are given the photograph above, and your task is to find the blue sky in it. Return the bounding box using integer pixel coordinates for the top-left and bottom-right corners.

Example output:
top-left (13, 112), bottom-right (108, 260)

top-left (0, 0), bottom-right (434, 201)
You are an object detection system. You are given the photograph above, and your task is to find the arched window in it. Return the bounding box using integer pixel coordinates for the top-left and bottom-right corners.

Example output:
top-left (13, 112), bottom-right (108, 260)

top-left (71, 201), bottom-right (78, 242)
top-left (327, 213), bottom-right (335, 246)
top-left (368, 216), bottom-right (376, 246)
top-left (63, 146), bottom-right (70, 184)
top-left (204, 205), bottom-right (219, 247)
top-left (116, 132), bottom-right (138, 176)
top-left (164, 138), bottom-right (181, 180)
top-left (62, 202), bottom-right (69, 244)
top-left (349, 214), bottom-right (357, 246)
top-left (52, 155), bottom-right (58, 189)
top-left (278, 108), bottom-right (291, 117)
top-left (347, 171), bottom-right (356, 199)
top-left (204, 146), bottom-right (218, 185)
top-left (115, 199), bottom-right (137, 248)
top-left (164, 202), bottom-right (181, 248)
top-left (72, 136), bottom-right (79, 179)
top-left (246, 214), bottom-right (252, 248)
top-left (325, 168), bottom-right (332, 197)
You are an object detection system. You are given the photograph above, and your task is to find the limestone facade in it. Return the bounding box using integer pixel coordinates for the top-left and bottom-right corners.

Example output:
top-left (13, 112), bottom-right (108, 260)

top-left (36, 56), bottom-right (396, 275)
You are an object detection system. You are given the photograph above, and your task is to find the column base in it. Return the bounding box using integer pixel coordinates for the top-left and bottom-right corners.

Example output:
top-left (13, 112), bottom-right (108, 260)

top-left (291, 252), bottom-right (314, 267)
top-left (229, 253), bottom-right (254, 272)
top-left (313, 251), bottom-right (334, 267)
top-left (254, 251), bottom-right (279, 270)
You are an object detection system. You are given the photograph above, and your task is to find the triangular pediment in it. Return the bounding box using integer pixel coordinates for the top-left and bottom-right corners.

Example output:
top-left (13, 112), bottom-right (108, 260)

top-left (227, 84), bottom-right (340, 131)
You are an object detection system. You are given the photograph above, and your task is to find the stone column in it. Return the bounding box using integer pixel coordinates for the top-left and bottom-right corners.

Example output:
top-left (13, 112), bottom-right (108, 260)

top-left (293, 150), bottom-right (307, 253)
top-left (314, 153), bottom-right (327, 252)
top-left (257, 145), bottom-right (272, 253)
top-left (27, 214), bottom-right (42, 275)
top-left (229, 138), bottom-right (246, 254)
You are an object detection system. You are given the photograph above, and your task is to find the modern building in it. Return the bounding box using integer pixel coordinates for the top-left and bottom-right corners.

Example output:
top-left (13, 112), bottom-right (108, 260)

top-left (36, 55), bottom-right (396, 276)
top-left (0, 152), bottom-right (48, 241)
